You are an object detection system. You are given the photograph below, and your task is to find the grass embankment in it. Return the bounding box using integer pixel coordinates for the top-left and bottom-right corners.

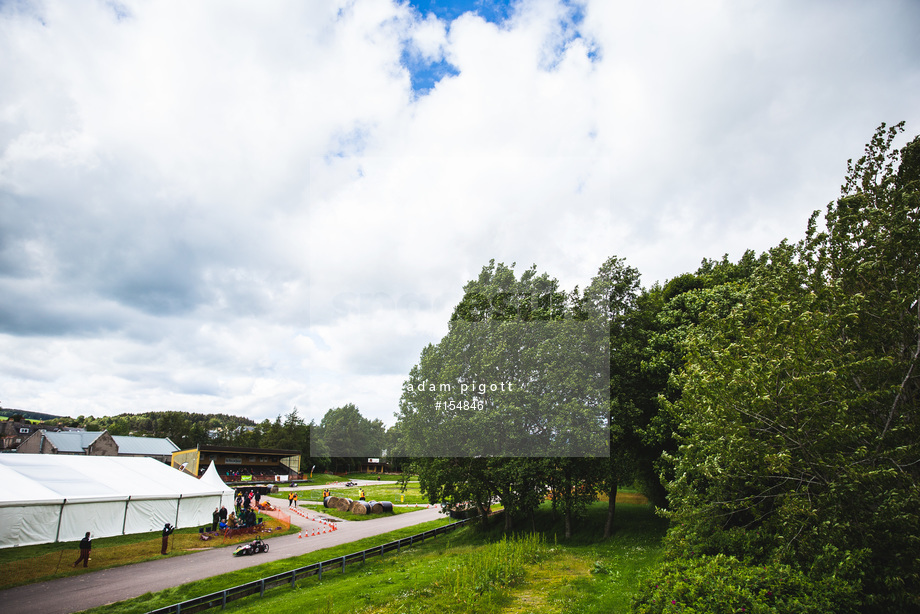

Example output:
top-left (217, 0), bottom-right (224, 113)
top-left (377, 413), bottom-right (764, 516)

top-left (224, 498), bottom-right (666, 614)
top-left (79, 518), bottom-right (455, 614)
top-left (86, 495), bottom-right (667, 614)
top-left (0, 515), bottom-right (296, 590)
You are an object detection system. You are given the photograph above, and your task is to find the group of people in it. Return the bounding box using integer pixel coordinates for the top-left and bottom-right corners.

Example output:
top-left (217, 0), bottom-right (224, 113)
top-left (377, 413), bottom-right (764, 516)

top-left (287, 491), bottom-right (298, 507)
top-left (235, 489), bottom-right (261, 515)
top-left (211, 506), bottom-right (229, 531)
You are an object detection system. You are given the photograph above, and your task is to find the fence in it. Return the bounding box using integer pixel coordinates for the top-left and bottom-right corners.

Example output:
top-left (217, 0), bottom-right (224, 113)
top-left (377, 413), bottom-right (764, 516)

top-left (146, 516), bottom-right (476, 614)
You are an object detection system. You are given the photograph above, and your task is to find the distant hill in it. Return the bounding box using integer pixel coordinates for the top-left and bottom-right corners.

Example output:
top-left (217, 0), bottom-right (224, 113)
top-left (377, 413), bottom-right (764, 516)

top-left (0, 408), bottom-right (63, 422)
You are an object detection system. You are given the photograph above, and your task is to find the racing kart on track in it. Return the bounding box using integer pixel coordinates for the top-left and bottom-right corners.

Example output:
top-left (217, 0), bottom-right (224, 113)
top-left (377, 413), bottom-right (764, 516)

top-left (233, 538), bottom-right (269, 556)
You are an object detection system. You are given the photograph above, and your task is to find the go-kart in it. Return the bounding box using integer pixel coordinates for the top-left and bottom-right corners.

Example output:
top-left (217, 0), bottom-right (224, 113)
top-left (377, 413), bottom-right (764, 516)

top-left (233, 538), bottom-right (269, 556)
top-left (344, 481), bottom-right (358, 487)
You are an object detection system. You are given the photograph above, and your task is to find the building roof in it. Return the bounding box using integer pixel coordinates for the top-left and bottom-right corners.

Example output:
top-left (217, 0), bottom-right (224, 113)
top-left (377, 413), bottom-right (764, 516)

top-left (112, 435), bottom-right (178, 456)
top-left (26, 430), bottom-right (178, 456)
top-left (37, 430), bottom-right (106, 453)
top-left (180, 444), bottom-right (301, 456)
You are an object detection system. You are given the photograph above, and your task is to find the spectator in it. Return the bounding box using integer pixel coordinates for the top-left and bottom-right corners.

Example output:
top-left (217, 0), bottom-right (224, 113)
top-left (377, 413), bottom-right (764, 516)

top-left (160, 523), bottom-right (175, 555)
top-left (72, 532), bottom-right (91, 568)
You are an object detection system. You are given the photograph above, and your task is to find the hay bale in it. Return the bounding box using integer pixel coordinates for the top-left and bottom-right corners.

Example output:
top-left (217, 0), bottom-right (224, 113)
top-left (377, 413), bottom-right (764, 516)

top-left (367, 500), bottom-right (380, 513)
top-left (376, 501), bottom-right (394, 513)
top-left (335, 497), bottom-right (353, 511)
top-left (351, 501), bottom-right (371, 515)
top-left (323, 496), bottom-right (335, 508)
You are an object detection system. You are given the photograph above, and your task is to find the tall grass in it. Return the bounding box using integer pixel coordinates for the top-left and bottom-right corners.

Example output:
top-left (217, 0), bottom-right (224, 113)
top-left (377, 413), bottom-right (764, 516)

top-left (441, 533), bottom-right (546, 598)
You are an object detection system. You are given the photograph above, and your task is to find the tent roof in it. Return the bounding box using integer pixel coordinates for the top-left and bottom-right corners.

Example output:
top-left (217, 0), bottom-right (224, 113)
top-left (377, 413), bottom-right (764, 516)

top-left (199, 460), bottom-right (234, 495)
top-left (0, 455), bottom-right (229, 507)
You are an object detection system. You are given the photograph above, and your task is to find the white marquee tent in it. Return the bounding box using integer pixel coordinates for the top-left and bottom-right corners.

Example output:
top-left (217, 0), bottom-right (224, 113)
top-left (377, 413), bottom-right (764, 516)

top-left (0, 455), bottom-right (234, 549)
top-left (198, 460), bottom-right (235, 509)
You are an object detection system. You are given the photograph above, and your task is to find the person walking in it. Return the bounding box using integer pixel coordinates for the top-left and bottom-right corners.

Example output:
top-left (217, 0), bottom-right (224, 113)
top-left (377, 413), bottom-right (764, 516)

top-left (288, 492), bottom-right (293, 508)
top-left (73, 532), bottom-right (91, 568)
top-left (292, 492), bottom-right (298, 508)
top-left (161, 523), bottom-right (175, 555)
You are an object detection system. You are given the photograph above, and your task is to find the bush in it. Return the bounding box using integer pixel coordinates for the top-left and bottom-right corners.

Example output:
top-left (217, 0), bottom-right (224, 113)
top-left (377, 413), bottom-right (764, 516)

top-left (632, 554), bottom-right (859, 614)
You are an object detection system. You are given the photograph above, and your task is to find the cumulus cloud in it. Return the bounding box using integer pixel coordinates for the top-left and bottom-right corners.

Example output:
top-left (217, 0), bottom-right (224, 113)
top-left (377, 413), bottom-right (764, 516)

top-left (1, 0), bottom-right (918, 425)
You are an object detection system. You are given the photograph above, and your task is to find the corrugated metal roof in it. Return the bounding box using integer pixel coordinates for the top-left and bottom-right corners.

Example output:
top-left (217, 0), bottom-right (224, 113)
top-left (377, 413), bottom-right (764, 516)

top-left (112, 435), bottom-right (179, 456)
top-left (39, 430), bottom-right (105, 453)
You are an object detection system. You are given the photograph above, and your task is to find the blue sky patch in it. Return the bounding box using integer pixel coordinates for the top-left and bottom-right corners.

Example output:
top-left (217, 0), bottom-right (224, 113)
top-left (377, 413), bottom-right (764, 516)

top-left (406, 0), bottom-right (517, 25)
top-left (400, 48), bottom-right (461, 96)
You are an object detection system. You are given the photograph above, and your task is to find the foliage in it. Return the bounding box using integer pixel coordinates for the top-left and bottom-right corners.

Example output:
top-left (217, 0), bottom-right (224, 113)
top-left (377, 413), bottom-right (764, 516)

top-left (653, 123), bottom-right (920, 612)
top-left (310, 403), bottom-right (386, 471)
top-left (633, 554), bottom-right (858, 613)
top-left (397, 261), bottom-right (608, 458)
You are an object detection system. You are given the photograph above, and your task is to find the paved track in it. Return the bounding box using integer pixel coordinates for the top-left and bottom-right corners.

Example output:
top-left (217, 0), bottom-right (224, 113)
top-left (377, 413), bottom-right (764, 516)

top-left (0, 497), bottom-right (445, 614)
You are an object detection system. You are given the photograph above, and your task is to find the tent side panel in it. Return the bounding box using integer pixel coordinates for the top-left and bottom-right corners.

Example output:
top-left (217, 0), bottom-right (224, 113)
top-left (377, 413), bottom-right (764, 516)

top-left (59, 501), bottom-right (128, 542)
top-left (0, 504), bottom-right (59, 549)
top-left (178, 494), bottom-right (221, 529)
top-left (126, 499), bottom-right (179, 535)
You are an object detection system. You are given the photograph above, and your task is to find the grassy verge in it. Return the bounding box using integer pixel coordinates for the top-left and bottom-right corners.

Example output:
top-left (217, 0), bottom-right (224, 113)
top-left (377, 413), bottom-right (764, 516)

top-left (298, 503), bottom-right (431, 522)
top-left (79, 518), bottom-right (454, 614)
top-left (292, 482), bottom-right (427, 505)
top-left (0, 516), bottom-right (297, 590)
top-left (296, 473), bottom-right (411, 485)
top-left (89, 500), bottom-right (666, 614)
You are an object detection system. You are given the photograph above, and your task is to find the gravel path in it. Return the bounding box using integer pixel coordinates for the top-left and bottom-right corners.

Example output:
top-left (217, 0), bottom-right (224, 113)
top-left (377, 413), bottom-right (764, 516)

top-left (0, 497), bottom-right (445, 614)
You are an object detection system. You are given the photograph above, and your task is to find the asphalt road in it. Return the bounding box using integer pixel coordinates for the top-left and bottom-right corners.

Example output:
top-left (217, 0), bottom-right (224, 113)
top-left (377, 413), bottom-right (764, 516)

top-left (0, 497), bottom-right (445, 614)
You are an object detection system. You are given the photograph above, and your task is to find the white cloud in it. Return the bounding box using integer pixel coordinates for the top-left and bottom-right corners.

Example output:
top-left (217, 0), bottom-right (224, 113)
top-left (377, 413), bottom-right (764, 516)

top-left (1, 0), bottom-right (918, 425)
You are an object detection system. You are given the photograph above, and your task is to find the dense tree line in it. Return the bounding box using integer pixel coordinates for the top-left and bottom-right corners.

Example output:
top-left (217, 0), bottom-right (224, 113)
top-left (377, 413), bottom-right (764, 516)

top-left (394, 123), bottom-right (919, 612)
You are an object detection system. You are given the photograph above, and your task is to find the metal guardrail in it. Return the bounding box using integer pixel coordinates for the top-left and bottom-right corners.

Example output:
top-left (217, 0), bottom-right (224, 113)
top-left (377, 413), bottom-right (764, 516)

top-left (146, 516), bottom-right (476, 614)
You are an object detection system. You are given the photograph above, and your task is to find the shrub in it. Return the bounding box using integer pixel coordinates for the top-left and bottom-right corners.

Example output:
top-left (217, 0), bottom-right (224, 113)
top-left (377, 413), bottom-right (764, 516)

top-left (632, 553), bottom-right (859, 614)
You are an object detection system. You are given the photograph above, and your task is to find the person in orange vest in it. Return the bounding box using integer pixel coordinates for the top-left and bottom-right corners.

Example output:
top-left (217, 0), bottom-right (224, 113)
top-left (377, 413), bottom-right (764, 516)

top-left (292, 492), bottom-right (298, 508)
top-left (359, 488), bottom-right (365, 501)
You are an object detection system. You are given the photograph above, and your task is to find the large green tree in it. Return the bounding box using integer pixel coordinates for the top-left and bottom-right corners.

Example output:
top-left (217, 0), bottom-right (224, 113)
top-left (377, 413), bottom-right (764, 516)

top-left (400, 261), bottom-right (609, 531)
top-left (312, 403), bottom-right (385, 471)
top-left (652, 124), bottom-right (920, 612)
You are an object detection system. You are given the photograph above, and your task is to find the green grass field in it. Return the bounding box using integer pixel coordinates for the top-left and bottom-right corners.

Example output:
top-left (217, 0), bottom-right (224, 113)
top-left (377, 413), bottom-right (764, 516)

top-left (296, 473), bottom-right (410, 485)
top-left (80, 499), bottom-right (667, 614)
top-left (300, 503), bottom-right (431, 521)
top-left (291, 481), bottom-right (428, 505)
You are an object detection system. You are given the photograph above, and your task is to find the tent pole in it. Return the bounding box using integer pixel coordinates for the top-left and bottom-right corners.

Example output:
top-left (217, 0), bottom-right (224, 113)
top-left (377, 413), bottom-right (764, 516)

top-left (54, 499), bottom-right (67, 543)
top-left (122, 496), bottom-right (131, 535)
top-left (175, 494), bottom-right (182, 527)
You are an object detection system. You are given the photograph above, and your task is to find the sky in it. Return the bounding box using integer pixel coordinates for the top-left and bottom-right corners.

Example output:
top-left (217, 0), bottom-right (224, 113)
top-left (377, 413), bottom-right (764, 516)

top-left (1, 0), bottom-right (919, 426)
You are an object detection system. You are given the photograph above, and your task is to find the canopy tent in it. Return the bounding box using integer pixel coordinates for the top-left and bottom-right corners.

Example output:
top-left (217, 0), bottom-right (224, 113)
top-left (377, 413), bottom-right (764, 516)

top-left (0, 455), bottom-right (230, 549)
top-left (198, 460), bottom-right (235, 509)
